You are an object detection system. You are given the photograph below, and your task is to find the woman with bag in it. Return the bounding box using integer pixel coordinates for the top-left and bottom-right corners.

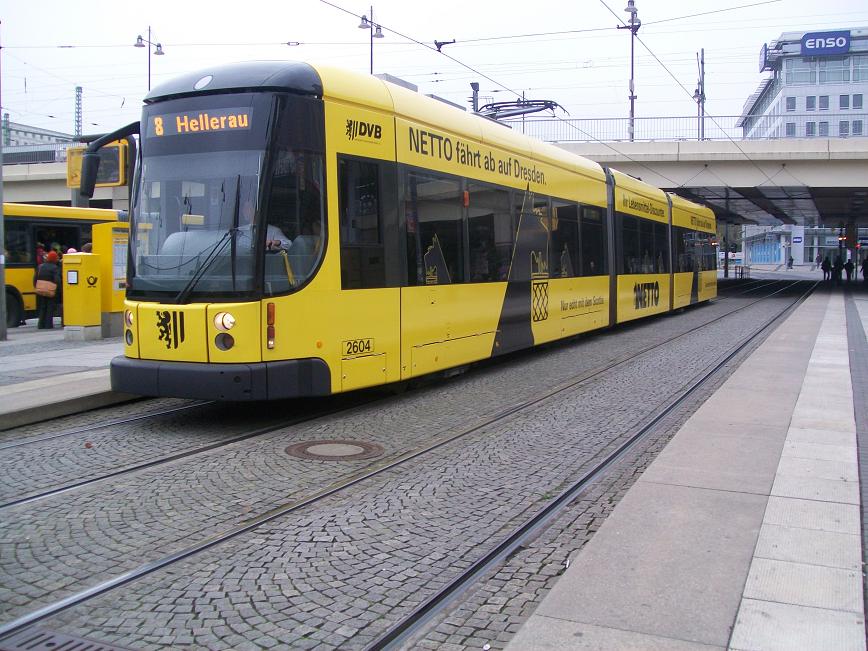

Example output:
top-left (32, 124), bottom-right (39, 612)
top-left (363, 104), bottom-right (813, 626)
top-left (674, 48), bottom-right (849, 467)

top-left (34, 250), bottom-right (61, 329)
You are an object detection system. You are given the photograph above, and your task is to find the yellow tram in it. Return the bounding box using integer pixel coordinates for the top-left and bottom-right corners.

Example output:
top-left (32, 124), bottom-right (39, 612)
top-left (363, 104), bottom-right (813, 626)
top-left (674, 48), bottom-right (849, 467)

top-left (79, 62), bottom-right (716, 400)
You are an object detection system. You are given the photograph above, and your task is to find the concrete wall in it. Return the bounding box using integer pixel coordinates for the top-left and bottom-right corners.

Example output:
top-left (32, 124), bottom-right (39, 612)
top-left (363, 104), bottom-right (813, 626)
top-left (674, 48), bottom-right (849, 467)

top-left (3, 161), bottom-right (128, 209)
top-left (556, 138), bottom-right (868, 189)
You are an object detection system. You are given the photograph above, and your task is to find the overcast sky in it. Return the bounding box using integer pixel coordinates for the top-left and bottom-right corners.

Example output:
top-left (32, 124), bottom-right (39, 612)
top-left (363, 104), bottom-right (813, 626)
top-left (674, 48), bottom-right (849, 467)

top-left (2, 0), bottom-right (867, 137)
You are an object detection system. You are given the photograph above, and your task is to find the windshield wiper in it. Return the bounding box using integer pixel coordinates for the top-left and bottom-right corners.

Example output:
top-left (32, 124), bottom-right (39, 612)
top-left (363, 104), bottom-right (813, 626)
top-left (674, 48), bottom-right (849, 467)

top-left (229, 175), bottom-right (241, 290)
top-left (171, 230), bottom-right (234, 304)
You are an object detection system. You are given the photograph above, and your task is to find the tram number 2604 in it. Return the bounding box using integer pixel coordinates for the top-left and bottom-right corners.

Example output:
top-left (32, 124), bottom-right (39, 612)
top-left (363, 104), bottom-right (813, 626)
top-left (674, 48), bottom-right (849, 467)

top-left (343, 338), bottom-right (374, 356)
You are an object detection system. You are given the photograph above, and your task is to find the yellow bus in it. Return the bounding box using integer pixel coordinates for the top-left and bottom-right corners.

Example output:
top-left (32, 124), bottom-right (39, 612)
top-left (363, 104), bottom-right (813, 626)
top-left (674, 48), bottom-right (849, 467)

top-left (3, 203), bottom-right (124, 327)
top-left (78, 61), bottom-right (716, 400)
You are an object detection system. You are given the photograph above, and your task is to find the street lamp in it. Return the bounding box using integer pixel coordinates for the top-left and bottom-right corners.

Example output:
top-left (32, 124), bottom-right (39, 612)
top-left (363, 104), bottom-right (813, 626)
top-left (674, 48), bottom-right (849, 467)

top-left (616, 0), bottom-right (641, 141)
top-left (134, 27), bottom-right (165, 91)
top-left (358, 7), bottom-right (384, 75)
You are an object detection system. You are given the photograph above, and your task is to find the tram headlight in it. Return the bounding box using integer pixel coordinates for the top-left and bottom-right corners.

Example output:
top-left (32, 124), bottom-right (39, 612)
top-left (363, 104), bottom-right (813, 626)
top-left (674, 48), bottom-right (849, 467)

top-left (124, 310), bottom-right (134, 327)
top-left (213, 312), bottom-right (236, 331)
top-left (215, 333), bottom-right (235, 351)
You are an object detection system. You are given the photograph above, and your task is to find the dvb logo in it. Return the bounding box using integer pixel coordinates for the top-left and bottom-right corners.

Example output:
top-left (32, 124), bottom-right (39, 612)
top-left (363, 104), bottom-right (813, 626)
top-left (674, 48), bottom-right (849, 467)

top-left (346, 119), bottom-right (383, 141)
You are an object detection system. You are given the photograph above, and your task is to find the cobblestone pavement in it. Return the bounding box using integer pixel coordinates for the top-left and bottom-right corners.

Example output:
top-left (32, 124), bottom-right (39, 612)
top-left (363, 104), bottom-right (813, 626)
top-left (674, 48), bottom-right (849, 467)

top-left (0, 284), bottom-right (808, 649)
top-left (0, 401), bottom-right (294, 503)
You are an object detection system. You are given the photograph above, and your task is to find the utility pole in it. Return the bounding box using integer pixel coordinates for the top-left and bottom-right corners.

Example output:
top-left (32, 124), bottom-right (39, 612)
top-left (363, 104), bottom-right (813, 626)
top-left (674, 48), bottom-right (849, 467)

top-left (699, 49), bottom-right (705, 140)
top-left (694, 49), bottom-right (706, 140)
top-left (617, 0), bottom-right (641, 142)
top-left (71, 86), bottom-right (87, 208)
top-left (74, 86), bottom-right (82, 140)
top-left (723, 188), bottom-right (730, 279)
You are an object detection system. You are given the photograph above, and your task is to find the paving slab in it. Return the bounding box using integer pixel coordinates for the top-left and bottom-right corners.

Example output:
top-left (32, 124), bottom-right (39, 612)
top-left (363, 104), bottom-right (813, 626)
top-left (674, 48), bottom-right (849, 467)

top-left (753, 524), bottom-right (862, 570)
top-left (639, 426), bottom-right (786, 494)
top-left (526, 481), bottom-right (766, 648)
top-left (743, 557), bottom-right (864, 612)
top-left (762, 496), bottom-right (862, 534)
top-left (729, 599), bottom-right (866, 651)
top-left (503, 617), bottom-right (725, 651)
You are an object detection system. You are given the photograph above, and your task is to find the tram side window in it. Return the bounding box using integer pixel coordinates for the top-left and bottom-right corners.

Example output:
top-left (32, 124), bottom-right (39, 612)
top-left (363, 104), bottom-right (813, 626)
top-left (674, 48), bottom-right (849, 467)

top-left (580, 206), bottom-right (607, 275)
top-left (703, 235), bottom-right (718, 270)
top-left (468, 182), bottom-right (512, 282)
top-left (619, 213), bottom-right (641, 274)
top-left (551, 201), bottom-right (579, 278)
top-left (339, 157), bottom-right (385, 289)
top-left (4, 222), bottom-right (32, 265)
top-left (512, 190), bottom-right (551, 280)
top-left (673, 227), bottom-right (690, 272)
top-left (653, 221), bottom-right (669, 272)
top-left (405, 170), bottom-right (464, 286)
top-left (265, 149), bottom-right (326, 292)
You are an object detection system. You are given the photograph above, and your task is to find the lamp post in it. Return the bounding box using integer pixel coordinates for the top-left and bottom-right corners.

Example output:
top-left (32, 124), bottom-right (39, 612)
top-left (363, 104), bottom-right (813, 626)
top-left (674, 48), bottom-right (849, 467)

top-left (616, 0), bottom-right (640, 141)
top-left (358, 7), bottom-right (384, 75)
top-left (134, 27), bottom-right (165, 91)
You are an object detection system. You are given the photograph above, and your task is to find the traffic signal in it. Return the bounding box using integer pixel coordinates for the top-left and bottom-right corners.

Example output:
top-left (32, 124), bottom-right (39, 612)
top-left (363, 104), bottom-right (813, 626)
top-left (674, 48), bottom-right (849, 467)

top-left (845, 223), bottom-right (857, 249)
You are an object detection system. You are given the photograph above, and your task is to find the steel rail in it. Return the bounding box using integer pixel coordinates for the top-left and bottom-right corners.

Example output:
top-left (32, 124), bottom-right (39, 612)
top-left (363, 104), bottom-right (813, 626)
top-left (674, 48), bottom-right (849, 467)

top-left (0, 400), bottom-right (212, 450)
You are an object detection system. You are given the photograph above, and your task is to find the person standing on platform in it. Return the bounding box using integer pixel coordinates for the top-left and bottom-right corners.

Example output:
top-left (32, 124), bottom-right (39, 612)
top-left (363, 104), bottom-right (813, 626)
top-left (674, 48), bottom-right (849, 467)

top-left (34, 250), bottom-right (61, 329)
top-left (844, 258), bottom-right (854, 282)
top-left (861, 256), bottom-right (867, 283)
top-left (821, 256), bottom-right (831, 281)
top-left (814, 253), bottom-right (821, 271)
top-left (833, 256), bottom-right (844, 285)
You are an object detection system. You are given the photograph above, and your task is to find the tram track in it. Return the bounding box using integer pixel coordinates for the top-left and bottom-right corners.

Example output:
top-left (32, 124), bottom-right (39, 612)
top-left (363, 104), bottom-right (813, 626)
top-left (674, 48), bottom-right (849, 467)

top-left (0, 400), bottom-right (212, 451)
top-left (0, 394), bottom-right (378, 510)
top-left (0, 280), bottom-right (798, 512)
top-left (0, 279), bottom-right (803, 512)
top-left (0, 281), bottom-right (817, 644)
top-left (366, 282), bottom-right (819, 650)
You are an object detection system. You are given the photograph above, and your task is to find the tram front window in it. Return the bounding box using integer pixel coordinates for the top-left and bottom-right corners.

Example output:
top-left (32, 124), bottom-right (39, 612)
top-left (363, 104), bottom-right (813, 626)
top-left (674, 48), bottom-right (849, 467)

top-left (129, 151), bottom-right (263, 298)
top-left (128, 91), bottom-right (326, 301)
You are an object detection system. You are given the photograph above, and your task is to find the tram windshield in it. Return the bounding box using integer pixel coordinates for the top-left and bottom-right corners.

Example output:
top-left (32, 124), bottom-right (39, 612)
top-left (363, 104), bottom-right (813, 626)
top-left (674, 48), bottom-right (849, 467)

top-left (127, 92), bottom-right (326, 302)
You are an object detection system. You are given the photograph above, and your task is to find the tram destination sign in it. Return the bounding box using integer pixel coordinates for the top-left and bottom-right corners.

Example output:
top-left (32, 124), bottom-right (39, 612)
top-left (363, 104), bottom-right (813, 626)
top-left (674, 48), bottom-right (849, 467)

top-left (147, 107), bottom-right (252, 137)
top-left (801, 30), bottom-right (850, 56)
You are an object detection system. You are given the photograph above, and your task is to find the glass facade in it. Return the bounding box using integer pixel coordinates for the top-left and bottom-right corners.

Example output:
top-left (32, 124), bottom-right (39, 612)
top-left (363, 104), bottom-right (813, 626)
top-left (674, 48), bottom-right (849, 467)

top-left (742, 31), bottom-right (868, 139)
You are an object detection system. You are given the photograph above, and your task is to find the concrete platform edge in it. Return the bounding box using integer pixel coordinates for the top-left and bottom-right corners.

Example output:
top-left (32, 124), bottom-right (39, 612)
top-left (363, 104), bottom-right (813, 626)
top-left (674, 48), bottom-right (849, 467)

top-left (0, 392), bottom-right (139, 431)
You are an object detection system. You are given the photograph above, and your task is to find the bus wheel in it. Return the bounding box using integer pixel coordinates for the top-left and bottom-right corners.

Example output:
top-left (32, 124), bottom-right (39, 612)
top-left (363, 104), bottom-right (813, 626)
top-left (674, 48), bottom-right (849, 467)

top-left (5, 292), bottom-right (22, 328)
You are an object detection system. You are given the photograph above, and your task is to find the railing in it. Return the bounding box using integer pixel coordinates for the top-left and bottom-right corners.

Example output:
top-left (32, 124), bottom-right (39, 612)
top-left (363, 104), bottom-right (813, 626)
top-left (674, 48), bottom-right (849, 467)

top-left (2, 111), bottom-right (867, 165)
top-left (1, 143), bottom-right (75, 165)
top-left (501, 113), bottom-right (867, 143)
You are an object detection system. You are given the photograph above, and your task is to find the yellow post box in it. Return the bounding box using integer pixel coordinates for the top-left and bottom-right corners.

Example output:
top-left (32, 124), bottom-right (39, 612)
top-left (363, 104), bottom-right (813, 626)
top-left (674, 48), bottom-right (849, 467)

top-left (62, 253), bottom-right (102, 339)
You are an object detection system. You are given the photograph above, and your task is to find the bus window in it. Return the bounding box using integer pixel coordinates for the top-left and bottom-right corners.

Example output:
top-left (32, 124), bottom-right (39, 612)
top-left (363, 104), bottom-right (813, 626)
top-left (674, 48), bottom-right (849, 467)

top-left (35, 225), bottom-right (81, 256)
top-left (5, 222), bottom-right (32, 265)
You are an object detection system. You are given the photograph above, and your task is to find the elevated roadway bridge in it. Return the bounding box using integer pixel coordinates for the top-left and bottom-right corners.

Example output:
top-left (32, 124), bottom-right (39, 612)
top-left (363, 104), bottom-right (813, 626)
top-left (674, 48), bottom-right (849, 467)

top-left (556, 137), bottom-right (868, 228)
top-left (3, 135), bottom-right (867, 228)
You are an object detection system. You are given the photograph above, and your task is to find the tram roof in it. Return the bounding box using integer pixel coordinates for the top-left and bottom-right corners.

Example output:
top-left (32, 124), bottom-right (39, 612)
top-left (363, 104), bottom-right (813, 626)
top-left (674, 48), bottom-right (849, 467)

top-left (143, 61), bottom-right (324, 103)
top-left (314, 63), bottom-right (608, 183)
top-left (145, 60), bottom-right (607, 184)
